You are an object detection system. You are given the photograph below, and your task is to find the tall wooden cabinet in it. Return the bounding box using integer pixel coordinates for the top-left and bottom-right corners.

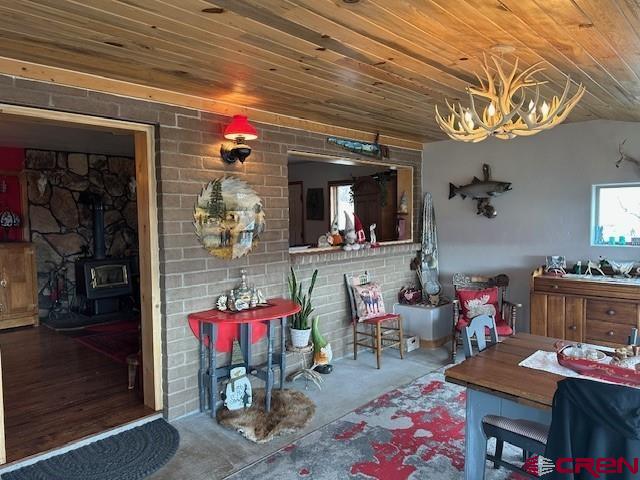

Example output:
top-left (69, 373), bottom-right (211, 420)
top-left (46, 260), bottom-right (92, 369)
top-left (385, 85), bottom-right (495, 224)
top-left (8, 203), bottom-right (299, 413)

top-left (530, 268), bottom-right (640, 348)
top-left (0, 243), bottom-right (38, 329)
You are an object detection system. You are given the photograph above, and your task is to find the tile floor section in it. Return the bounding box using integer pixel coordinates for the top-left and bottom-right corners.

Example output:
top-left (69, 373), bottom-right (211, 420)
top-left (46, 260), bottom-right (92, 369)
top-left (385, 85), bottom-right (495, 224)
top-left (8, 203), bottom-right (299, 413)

top-left (150, 347), bottom-right (451, 480)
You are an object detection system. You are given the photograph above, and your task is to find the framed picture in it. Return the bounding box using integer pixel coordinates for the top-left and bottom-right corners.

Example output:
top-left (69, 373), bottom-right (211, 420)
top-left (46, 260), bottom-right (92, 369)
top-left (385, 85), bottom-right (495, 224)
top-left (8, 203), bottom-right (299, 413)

top-left (306, 188), bottom-right (324, 221)
top-left (545, 255), bottom-right (567, 274)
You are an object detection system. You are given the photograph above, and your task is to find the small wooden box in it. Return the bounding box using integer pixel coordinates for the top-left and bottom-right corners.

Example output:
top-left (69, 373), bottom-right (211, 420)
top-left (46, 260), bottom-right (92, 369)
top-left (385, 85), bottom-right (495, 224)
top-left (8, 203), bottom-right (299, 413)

top-left (403, 335), bottom-right (419, 353)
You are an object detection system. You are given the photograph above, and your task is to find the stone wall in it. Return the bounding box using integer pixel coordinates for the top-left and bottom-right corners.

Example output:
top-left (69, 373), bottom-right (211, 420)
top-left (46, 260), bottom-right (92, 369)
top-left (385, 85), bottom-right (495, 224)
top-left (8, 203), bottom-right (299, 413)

top-left (0, 74), bottom-right (423, 419)
top-left (25, 149), bottom-right (137, 314)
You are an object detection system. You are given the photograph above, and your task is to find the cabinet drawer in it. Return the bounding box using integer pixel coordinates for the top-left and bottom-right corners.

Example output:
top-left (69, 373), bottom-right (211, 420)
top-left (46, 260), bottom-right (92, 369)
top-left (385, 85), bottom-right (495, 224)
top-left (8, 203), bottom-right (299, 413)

top-left (586, 319), bottom-right (633, 345)
top-left (586, 300), bottom-right (638, 325)
top-left (534, 277), bottom-right (573, 295)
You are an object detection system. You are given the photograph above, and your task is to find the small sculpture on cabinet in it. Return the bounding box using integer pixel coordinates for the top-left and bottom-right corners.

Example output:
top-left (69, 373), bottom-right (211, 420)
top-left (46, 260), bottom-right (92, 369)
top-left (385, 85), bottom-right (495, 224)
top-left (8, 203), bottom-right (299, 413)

top-left (369, 223), bottom-right (378, 247)
top-left (585, 260), bottom-right (605, 276)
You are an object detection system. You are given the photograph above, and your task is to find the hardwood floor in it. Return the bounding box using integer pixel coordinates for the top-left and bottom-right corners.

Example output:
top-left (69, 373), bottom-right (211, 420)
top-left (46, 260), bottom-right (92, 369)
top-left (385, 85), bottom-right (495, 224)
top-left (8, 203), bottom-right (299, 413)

top-left (0, 326), bottom-right (155, 463)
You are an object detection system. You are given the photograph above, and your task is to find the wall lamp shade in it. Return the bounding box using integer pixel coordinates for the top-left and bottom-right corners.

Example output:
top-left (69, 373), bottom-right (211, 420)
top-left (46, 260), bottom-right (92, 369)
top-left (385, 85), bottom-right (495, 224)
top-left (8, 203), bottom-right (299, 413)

top-left (221, 115), bottom-right (258, 164)
top-left (223, 115), bottom-right (258, 140)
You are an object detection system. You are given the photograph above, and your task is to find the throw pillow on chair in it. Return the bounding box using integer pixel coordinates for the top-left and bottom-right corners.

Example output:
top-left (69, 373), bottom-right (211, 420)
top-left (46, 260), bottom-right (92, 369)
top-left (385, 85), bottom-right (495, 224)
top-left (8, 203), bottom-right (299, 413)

top-left (352, 282), bottom-right (386, 321)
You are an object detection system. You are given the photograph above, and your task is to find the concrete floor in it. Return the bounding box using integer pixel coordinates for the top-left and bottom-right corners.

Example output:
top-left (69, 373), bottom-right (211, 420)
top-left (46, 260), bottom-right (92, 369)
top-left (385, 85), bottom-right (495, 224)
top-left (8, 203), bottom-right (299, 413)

top-left (150, 346), bottom-right (450, 480)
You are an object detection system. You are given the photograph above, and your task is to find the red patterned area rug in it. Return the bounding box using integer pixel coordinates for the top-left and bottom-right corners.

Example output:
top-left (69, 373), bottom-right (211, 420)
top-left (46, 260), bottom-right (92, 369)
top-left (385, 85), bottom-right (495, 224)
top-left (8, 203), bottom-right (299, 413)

top-left (229, 370), bottom-right (526, 480)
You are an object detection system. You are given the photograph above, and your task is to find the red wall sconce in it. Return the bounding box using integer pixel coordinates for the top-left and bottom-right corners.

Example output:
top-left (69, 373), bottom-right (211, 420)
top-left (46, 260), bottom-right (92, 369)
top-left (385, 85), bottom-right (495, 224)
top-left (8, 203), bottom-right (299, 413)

top-left (220, 115), bottom-right (258, 164)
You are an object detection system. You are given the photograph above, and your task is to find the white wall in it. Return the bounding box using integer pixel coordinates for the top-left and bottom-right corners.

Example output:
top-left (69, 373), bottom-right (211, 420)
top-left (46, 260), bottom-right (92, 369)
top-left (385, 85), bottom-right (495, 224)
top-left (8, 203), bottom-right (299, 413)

top-left (423, 120), bottom-right (640, 331)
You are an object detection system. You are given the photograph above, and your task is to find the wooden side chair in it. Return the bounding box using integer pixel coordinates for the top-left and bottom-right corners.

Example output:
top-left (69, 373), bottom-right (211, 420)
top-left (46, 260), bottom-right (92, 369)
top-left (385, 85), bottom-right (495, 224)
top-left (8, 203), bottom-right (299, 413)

top-left (344, 272), bottom-right (404, 369)
top-left (451, 272), bottom-right (522, 362)
top-left (462, 315), bottom-right (549, 478)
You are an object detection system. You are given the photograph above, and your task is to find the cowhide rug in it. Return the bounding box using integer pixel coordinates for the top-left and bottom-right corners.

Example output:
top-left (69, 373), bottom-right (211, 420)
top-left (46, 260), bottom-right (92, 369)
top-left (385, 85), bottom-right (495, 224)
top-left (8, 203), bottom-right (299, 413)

top-left (216, 388), bottom-right (315, 443)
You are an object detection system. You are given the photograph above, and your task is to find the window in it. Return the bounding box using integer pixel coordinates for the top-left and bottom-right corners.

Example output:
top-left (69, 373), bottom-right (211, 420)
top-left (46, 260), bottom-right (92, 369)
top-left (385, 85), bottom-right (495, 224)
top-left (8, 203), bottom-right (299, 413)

top-left (592, 182), bottom-right (640, 246)
top-left (329, 182), bottom-right (354, 230)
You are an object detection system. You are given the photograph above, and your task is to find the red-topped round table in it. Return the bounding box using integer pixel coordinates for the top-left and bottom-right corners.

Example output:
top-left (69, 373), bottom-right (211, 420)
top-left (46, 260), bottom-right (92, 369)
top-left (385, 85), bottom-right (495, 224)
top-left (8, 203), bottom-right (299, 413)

top-left (188, 298), bottom-right (300, 416)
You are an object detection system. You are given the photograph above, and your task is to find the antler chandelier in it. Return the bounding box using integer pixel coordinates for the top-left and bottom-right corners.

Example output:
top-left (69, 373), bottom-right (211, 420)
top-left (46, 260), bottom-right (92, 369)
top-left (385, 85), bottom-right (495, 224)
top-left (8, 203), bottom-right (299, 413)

top-left (435, 55), bottom-right (586, 142)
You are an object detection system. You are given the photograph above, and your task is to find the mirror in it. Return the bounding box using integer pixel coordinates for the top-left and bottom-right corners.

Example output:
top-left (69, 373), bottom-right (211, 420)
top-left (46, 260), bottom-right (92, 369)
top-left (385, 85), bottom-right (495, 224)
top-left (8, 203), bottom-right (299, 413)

top-left (194, 176), bottom-right (265, 259)
top-left (287, 152), bottom-right (413, 250)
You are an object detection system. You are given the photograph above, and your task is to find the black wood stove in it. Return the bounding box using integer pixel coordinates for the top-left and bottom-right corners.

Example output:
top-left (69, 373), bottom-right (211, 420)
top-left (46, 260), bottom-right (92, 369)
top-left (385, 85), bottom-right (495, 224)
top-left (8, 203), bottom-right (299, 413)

top-left (75, 192), bottom-right (132, 315)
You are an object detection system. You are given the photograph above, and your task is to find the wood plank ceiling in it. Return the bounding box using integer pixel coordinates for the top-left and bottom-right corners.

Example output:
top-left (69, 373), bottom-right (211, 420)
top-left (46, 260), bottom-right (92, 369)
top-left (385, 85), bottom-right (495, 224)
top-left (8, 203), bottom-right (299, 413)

top-left (1, 0), bottom-right (640, 142)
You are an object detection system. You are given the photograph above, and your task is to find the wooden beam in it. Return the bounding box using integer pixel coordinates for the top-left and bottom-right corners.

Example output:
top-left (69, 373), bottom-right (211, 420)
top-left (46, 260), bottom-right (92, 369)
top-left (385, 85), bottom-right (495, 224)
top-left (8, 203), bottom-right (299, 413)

top-left (0, 57), bottom-right (424, 150)
top-left (135, 131), bottom-right (163, 411)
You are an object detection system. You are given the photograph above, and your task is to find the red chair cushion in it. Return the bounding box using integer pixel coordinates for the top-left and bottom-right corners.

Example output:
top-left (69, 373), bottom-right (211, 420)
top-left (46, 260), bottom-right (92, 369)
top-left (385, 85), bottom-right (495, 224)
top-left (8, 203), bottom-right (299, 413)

top-left (362, 313), bottom-right (400, 325)
top-left (455, 311), bottom-right (513, 336)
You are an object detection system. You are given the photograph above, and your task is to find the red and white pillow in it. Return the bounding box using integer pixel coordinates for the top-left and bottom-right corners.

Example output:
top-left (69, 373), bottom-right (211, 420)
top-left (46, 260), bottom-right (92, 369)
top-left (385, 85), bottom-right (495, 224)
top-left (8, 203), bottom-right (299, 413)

top-left (455, 287), bottom-right (513, 336)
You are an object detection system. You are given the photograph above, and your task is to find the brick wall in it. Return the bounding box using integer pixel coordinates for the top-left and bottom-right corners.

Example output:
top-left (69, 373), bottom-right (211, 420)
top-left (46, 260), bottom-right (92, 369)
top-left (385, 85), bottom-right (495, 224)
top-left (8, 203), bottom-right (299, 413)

top-left (0, 75), bottom-right (423, 419)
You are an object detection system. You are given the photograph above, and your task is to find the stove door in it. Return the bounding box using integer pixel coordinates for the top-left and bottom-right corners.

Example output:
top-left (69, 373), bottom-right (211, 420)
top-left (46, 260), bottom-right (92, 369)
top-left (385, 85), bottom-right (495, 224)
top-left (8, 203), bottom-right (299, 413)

top-left (90, 264), bottom-right (129, 290)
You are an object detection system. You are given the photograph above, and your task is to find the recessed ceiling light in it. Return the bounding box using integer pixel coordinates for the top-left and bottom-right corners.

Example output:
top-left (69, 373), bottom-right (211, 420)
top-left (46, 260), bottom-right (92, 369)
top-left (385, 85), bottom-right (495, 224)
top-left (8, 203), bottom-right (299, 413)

top-left (201, 7), bottom-right (224, 13)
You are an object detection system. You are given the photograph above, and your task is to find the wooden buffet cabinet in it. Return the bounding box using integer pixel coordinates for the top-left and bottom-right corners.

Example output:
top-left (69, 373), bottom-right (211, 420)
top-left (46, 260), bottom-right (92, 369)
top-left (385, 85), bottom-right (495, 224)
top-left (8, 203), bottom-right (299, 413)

top-left (530, 268), bottom-right (640, 347)
top-left (0, 243), bottom-right (38, 329)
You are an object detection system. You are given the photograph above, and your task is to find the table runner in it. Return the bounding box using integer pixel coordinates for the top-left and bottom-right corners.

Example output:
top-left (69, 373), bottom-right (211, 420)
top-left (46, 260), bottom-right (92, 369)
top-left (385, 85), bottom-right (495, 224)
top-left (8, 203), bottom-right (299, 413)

top-left (519, 349), bottom-right (640, 389)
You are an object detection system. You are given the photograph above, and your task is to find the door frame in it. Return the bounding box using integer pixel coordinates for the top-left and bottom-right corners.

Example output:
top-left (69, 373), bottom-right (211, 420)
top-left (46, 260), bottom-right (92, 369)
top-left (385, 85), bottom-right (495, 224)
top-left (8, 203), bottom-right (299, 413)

top-left (288, 180), bottom-right (304, 245)
top-left (0, 103), bottom-right (163, 462)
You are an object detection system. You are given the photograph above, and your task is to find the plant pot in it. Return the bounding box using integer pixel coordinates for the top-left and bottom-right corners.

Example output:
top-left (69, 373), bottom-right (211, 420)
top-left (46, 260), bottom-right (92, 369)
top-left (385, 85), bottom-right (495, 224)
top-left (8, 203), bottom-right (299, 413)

top-left (290, 327), bottom-right (311, 348)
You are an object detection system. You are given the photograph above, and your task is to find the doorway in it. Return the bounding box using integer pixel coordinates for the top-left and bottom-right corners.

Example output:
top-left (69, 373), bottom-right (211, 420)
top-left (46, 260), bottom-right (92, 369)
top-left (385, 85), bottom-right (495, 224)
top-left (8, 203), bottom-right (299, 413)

top-left (0, 104), bottom-right (162, 464)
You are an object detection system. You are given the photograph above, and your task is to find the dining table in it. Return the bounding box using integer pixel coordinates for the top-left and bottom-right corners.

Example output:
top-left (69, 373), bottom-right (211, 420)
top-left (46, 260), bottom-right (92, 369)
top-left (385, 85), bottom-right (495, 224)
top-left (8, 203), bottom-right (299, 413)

top-left (445, 333), bottom-right (565, 480)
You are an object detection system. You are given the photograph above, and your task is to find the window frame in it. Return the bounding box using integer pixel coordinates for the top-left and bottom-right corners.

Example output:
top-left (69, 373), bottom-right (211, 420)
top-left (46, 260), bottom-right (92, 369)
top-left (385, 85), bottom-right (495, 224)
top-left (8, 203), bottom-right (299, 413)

top-left (591, 181), bottom-right (640, 247)
top-left (328, 179), bottom-right (354, 230)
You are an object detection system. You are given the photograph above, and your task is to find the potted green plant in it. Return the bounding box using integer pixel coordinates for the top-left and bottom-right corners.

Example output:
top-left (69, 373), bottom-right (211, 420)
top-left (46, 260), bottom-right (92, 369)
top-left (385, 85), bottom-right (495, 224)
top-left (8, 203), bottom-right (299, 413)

top-left (287, 267), bottom-right (318, 348)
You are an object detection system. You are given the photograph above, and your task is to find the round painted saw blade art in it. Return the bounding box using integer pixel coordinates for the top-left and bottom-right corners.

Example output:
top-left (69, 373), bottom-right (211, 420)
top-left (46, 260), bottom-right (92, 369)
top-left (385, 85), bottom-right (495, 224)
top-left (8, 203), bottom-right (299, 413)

top-left (194, 176), bottom-right (266, 260)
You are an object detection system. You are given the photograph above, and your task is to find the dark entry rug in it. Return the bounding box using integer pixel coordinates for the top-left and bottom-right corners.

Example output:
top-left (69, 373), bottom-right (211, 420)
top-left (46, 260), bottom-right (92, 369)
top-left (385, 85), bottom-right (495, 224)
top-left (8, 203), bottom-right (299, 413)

top-left (73, 320), bottom-right (140, 364)
top-left (42, 311), bottom-right (138, 331)
top-left (1, 419), bottom-right (179, 480)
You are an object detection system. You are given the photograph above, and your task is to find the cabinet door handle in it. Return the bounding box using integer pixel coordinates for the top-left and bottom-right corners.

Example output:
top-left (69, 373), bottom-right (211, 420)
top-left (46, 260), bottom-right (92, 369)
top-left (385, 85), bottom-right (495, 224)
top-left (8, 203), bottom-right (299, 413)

top-left (569, 325), bottom-right (577, 331)
top-left (606, 309), bottom-right (616, 316)
top-left (607, 330), bottom-right (615, 336)
top-left (0, 279), bottom-right (6, 288)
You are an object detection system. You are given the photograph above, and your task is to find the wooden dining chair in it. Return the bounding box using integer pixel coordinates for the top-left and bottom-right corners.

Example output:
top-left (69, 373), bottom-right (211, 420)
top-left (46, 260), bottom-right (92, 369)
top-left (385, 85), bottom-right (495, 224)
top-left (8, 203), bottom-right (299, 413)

top-left (461, 314), bottom-right (498, 359)
top-left (462, 315), bottom-right (549, 478)
top-left (451, 273), bottom-right (521, 362)
top-left (344, 272), bottom-right (404, 369)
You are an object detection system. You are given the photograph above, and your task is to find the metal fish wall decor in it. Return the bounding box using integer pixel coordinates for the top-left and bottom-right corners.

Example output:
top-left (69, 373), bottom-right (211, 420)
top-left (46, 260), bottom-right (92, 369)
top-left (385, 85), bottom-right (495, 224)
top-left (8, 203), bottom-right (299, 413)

top-left (449, 164), bottom-right (512, 219)
top-left (327, 135), bottom-right (389, 159)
